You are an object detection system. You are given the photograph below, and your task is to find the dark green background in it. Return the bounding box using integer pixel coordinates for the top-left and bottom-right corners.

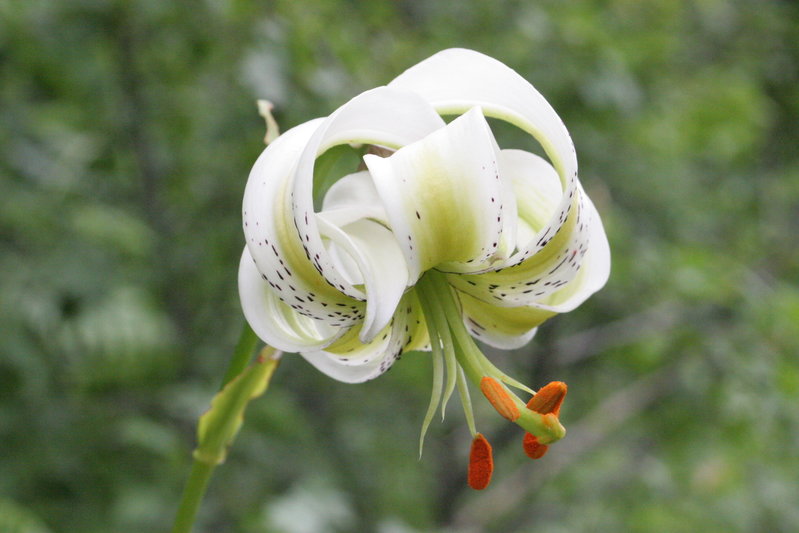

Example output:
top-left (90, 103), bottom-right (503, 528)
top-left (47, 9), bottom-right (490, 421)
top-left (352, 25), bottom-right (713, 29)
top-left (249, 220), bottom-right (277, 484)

top-left (2, 1), bottom-right (797, 531)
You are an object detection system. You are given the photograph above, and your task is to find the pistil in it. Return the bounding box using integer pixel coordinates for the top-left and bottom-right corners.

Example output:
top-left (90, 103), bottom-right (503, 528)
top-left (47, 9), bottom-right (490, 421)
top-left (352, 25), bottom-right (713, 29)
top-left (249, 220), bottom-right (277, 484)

top-left (415, 270), bottom-right (570, 489)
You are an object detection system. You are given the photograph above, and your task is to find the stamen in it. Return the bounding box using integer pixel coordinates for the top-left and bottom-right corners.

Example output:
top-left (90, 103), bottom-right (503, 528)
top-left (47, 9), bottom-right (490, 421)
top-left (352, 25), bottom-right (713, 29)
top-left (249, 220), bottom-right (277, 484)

top-left (440, 320), bottom-right (459, 420)
top-left (526, 381), bottom-right (567, 416)
top-left (468, 433), bottom-right (493, 490)
top-left (416, 287), bottom-right (446, 457)
top-left (522, 433), bottom-right (548, 459)
top-left (480, 376), bottom-right (521, 422)
top-left (416, 271), bottom-right (567, 469)
top-left (523, 382), bottom-right (568, 459)
top-left (457, 367), bottom-right (478, 437)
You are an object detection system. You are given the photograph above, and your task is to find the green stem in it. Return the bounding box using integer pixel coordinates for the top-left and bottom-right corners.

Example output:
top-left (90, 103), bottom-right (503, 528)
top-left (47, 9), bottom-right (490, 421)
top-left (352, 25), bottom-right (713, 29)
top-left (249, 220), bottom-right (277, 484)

top-left (170, 322), bottom-right (263, 533)
top-left (171, 460), bottom-right (215, 533)
top-left (221, 322), bottom-right (258, 388)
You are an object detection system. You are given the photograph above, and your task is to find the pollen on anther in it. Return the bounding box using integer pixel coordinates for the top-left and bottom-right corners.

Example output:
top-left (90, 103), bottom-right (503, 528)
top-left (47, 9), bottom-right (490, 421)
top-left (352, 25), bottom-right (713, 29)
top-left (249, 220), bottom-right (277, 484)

top-left (526, 381), bottom-right (567, 417)
top-left (522, 433), bottom-right (549, 459)
top-left (480, 376), bottom-right (520, 422)
top-left (468, 433), bottom-right (493, 490)
top-left (521, 381), bottom-right (567, 460)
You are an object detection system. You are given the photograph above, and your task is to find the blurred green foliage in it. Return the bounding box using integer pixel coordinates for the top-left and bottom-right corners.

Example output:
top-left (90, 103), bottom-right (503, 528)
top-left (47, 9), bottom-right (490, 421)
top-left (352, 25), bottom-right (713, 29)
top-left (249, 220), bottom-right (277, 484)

top-left (1, 0), bottom-right (797, 532)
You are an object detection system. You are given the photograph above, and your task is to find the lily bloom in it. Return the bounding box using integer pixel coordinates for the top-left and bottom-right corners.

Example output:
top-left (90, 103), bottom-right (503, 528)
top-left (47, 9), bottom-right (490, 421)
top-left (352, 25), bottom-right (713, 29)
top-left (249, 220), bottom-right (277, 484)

top-left (239, 49), bottom-right (610, 488)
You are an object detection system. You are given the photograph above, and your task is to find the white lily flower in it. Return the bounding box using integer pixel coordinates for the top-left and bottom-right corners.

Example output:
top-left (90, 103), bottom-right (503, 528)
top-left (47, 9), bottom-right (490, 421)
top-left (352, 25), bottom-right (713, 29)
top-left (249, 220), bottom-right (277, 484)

top-left (239, 49), bottom-right (610, 489)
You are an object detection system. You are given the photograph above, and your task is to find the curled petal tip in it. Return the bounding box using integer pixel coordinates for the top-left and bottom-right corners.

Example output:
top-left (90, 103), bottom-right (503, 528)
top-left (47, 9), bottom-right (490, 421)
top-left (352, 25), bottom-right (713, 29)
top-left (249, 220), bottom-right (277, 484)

top-left (256, 99), bottom-right (280, 145)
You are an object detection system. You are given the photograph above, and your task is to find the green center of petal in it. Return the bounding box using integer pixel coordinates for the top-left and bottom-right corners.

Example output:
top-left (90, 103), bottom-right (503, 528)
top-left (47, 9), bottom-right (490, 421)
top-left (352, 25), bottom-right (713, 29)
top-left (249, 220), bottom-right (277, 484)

top-left (364, 108), bottom-right (508, 282)
top-left (415, 270), bottom-right (566, 446)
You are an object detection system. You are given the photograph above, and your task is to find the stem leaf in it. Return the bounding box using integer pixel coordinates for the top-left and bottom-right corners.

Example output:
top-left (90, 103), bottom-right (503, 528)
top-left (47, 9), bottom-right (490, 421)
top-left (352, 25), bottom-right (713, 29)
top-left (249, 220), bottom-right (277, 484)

top-left (194, 347), bottom-right (280, 465)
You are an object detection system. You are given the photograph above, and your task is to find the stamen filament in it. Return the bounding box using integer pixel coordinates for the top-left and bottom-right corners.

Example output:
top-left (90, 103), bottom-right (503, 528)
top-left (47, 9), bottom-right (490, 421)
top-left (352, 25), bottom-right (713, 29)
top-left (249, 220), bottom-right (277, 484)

top-left (457, 367), bottom-right (477, 437)
top-left (417, 279), bottom-right (468, 420)
top-left (416, 287), bottom-right (445, 457)
top-left (417, 279), bottom-right (482, 457)
top-left (419, 273), bottom-right (486, 384)
top-left (418, 270), bottom-right (566, 444)
top-left (439, 309), bottom-right (459, 420)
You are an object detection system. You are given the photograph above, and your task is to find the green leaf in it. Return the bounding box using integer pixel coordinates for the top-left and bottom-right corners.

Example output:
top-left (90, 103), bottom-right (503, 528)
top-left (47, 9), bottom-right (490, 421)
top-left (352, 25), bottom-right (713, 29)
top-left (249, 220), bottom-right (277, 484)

top-left (193, 347), bottom-right (280, 465)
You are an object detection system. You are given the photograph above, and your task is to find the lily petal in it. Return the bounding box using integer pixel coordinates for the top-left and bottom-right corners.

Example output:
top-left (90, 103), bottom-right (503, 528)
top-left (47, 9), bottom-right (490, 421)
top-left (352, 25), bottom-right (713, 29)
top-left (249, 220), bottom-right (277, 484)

top-left (243, 87), bottom-right (444, 343)
top-left (390, 48), bottom-right (577, 199)
top-left (449, 149), bottom-right (601, 306)
top-left (459, 289), bottom-right (554, 349)
top-left (364, 107), bottom-right (507, 282)
top-left (320, 170), bottom-right (389, 227)
top-left (502, 149), bottom-right (562, 244)
top-left (316, 216), bottom-right (409, 342)
top-left (526, 191), bottom-right (610, 313)
top-left (238, 247), bottom-right (340, 353)
top-left (287, 86), bottom-right (444, 317)
top-left (451, 190), bottom-right (608, 347)
top-left (243, 119), bottom-right (365, 328)
top-left (391, 48), bottom-right (604, 305)
top-left (301, 291), bottom-right (427, 383)
top-left (290, 87), bottom-right (445, 294)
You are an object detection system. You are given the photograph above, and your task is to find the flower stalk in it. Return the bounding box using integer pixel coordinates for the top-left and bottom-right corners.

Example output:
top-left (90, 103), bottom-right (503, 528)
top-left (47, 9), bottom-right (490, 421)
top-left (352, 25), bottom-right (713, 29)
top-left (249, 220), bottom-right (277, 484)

top-left (171, 325), bottom-right (281, 533)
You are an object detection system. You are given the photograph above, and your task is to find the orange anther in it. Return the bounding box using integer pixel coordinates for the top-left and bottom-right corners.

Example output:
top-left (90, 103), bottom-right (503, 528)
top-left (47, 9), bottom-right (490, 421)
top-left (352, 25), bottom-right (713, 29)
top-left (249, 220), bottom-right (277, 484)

top-left (523, 382), bottom-right (566, 460)
top-left (526, 381), bottom-right (567, 416)
top-left (522, 432), bottom-right (549, 459)
top-left (468, 433), bottom-right (494, 490)
top-left (480, 376), bottom-right (521, 422)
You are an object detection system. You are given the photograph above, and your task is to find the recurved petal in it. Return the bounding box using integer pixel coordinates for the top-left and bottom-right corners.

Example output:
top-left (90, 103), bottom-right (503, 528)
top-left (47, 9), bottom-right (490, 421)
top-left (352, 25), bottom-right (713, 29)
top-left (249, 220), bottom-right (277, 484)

top-left (525, 191), bottom-right (610, 313)
top-left (503, 149), bottom-right (562, 246)
top-left (364, 107), bottom-right (507, 282)
top-left (289, 87), bottom-right (446, 306)
top-left (448, 148), bottom-right (592, 306)
top-left (243, 119), bottom-right (365, 328)
top-left (243, 87), bottom-right (445, 337)
top-left (389, 48), bottom-right (578, 209)
top-left (239, 247), bottom-right (340, 353)
top-left (389, 49), bottom-right (595, 284)
top-left (315, 216), bottom-right (409, 342)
